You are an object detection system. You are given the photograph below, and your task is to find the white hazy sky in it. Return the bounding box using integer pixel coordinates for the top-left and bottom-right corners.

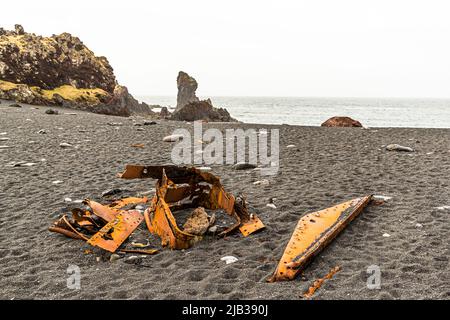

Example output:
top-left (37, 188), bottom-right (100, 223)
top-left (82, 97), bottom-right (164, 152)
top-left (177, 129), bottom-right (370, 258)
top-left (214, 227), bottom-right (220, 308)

top-left (2, 0), bottom-right (450, 98)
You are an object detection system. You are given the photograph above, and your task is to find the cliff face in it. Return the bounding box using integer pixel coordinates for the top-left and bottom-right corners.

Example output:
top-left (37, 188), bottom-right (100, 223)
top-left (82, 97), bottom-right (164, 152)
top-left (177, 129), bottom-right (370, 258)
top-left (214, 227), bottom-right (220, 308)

top-left (0, 25), bottom-right (153, 117)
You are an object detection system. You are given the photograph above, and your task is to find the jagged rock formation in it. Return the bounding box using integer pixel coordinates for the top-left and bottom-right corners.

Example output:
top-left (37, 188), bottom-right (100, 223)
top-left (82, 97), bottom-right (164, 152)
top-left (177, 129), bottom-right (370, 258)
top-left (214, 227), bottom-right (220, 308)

top-left (176, 71), bottom-right (199, 111)
top-left (321, 116), bottom-right (363, 127)
top-left (171, 99), bottom-right (235, 122)
top-left (172, 71), bottom-right (236, 122)
top-left (0, 25), bottom-right (154, 117)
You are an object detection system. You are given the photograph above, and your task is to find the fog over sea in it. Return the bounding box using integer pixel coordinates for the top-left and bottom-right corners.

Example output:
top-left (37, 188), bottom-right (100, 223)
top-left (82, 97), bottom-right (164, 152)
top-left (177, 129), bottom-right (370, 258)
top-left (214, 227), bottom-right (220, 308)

top-left (139, 96), bottom-right (450, 128)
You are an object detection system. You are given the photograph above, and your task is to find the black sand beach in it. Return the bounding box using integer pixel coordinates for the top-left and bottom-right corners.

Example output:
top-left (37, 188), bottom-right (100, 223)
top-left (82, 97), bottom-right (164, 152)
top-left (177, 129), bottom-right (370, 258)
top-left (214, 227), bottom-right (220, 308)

top-left (0, 101), bottom-right (449, 299)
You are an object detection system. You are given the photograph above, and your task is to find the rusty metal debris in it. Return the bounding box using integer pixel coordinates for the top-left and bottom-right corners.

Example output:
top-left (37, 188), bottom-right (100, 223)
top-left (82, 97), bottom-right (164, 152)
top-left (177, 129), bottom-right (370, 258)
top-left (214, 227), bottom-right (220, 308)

top-left (49, 165), bottom-right (264, 254)
top-left (118, 165), bottom-right (265, 249)
top-left (49, 197), bottom-right (148, 253)
top-left (268, 195), bottom-right (372, 282)
top-left (302, 266), bottom-right (341, 298)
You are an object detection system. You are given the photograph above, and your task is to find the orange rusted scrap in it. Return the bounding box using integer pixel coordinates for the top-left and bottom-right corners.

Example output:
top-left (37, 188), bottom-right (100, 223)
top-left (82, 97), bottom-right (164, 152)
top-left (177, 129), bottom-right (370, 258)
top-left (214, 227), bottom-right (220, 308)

top-left (119, 165), bottom-right (265, 250)
top-left (109, 197), bottom-right (148, 210)
top-left (303, 266), bottom-right (341, 298)
top-left (87, 210), bottom-right (144, 253)
top-left (268, 195), bottom-right (372, 282)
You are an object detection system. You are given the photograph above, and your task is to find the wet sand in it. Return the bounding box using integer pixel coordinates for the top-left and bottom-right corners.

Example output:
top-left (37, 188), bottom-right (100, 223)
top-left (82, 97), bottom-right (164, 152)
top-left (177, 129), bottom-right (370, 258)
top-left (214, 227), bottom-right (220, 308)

top-left (0, 100), bottom-right (449, 299)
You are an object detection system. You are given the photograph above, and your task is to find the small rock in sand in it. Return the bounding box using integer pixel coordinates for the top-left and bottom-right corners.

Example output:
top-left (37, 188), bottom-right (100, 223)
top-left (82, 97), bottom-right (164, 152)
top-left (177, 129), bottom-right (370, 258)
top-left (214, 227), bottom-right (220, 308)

top-left (385, 144), bottom-right (414, 152)
top-left (110, 254), bottom-right (122, 262)
top-left (435, 206), bottom-right (450, 211)
top-left (52, 180), bottom-right (63, 185)
top-left (0, 132), bottom-right (7, 135)
top-left (59, 142), bottom-right (73, 148)
top-left (0, 145), bottom-right (11, 149)
top-left (101, 188), bottom-right (123, 197)
top-left (415, 223), bottom-right (423, 228)
top-left (232, 162), bottom-right (257, 170)
top-left (136, 127), bottom-right (145, 131)
top-left (373, 195), bottom-right (392, 201)
top-left (37, 129), bottom-right (47, 134)
top-left (0, 137), bottom-right (10, 141)
top-left (107, 122), bottom-right (122, 126)
top-left (266, 203), bottom-right (277, 209)
top-left (45, 109), bottom-right (58, 115)
top-left (64, 198), bottom-right (72, 202)
top-left (382, 233), bottom-right (391, 238)
top-left (143, 120), bottom-right (157, 125)
top-left (163, 134), bottom-right (184, 142)
top-left (253, 179), bottom-right (270, 186)
top-left (208, 225), bottom-right (218, 233)
top-left (220, 256), bottom-right (238, 264)
top-left (286, 144), bottom-right (296, 148)
top-left (9, 103), bottom-right (22, 108)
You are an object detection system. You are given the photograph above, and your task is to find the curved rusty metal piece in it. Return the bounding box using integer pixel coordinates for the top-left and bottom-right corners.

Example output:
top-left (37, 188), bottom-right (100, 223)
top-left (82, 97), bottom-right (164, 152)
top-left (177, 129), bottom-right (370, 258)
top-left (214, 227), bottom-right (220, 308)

top-left (87, 210), bottom-right (144, 253)
top-left (141, 167), bottom-right (265, 249)
top-left (268, 195), bottom-right (372, 282)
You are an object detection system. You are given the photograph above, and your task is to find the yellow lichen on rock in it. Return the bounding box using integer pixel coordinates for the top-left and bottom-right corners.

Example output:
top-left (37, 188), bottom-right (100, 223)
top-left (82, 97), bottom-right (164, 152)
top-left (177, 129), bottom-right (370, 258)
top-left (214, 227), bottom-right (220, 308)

top-left (38, 85), bottom-right (108, 104)
top-left (0, 80), bottom-right (19, 91)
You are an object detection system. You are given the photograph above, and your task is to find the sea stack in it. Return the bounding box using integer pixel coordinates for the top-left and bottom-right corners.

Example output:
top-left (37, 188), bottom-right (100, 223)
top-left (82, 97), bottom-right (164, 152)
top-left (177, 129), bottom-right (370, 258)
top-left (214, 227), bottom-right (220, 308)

top-left (176, 71), bottom-right (200, 111)
top-left (171, 71), bottom-right (236, 122)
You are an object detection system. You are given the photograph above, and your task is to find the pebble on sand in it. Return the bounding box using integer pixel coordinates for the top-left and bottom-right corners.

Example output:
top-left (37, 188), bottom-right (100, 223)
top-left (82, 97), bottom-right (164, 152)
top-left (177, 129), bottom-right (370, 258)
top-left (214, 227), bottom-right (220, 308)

top-left (45, 109), bottom-right (58, 115)
top-left (232, 162), bottom-right (257, 170)
top-left (52, 180), bottom-right (63, 185)
top-left (0, 137), bottom-right (10, 141)
top-left (253, 179), bottom-right (270, 186)
top-left (220, 256), bottom-right (238, 264)
top-left (286, 144), bottom-right (296, 148)
top-left (59, 142), bottom-right (73, 148)
top-left (382, 233), bottom-right (391, 237)
top-left (266, 203), bottom-right (277, 209)
top-left (163, 134), bottom-right (184, 142)
top-left (435, 206), bottom-right (450, 211)
top-left (38, 129), bottom-right (47, 134)
top-left (385, 144), bottom-right (414, 152)
top-left (9, 104), bottom-right (22, 108)
top-left (0, 145), bottom-right (11, 149)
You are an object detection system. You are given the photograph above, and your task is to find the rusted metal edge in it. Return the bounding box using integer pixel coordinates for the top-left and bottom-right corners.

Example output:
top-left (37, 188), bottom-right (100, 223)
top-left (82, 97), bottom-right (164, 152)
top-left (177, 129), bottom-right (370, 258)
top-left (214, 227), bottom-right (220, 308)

top-left (268, 195), bottom-right (372, 282)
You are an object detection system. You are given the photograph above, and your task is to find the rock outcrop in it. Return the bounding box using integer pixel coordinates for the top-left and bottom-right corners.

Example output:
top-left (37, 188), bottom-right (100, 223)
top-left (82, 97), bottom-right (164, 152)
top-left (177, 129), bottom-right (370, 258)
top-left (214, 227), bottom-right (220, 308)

top-left (171, 71), bottom-right (236, 122)
top-left (0, 25), bottom-right (153, 117)
top-left (176, 71), bottom-right (199, 111)
top-left (171, 99), bottom-right (235, 122)
top-left (321, 116), bottom-right (362, 127)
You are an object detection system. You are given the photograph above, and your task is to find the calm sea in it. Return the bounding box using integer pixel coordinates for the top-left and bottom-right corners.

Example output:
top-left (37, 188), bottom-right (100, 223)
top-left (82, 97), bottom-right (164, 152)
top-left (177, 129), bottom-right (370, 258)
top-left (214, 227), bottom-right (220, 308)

top-left (138, 96), bottom-right (450, 128)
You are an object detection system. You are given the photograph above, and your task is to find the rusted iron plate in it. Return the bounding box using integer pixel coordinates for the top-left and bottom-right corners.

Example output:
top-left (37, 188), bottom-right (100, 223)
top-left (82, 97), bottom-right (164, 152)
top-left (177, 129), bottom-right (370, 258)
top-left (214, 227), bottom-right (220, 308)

top-left (87, 210), bottom-right (144, 253)
top-left (239, 215), bottom-right (265, 237)
top-left (268, 195), bottom-right (372, 282)
top-left (109, 197), bottom-right (148, 209)
top-left (84, 200), bottom-right (119, 222)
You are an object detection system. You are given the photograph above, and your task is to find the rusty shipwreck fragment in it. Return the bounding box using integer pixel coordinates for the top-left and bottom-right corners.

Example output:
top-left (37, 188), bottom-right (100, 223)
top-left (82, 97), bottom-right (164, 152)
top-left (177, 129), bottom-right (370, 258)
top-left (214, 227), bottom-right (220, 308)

top-left (49, 197), bottom-right (148, 253)
top-left (268, 195), bottom-right (372, 282)
top-left (119, 165), bottom-right (265, 249)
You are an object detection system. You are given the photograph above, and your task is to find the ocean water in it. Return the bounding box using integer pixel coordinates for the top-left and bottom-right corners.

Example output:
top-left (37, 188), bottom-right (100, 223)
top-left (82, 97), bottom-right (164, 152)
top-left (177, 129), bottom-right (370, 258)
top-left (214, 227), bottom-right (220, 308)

top-left (138, 96), bottom-right (450, 128)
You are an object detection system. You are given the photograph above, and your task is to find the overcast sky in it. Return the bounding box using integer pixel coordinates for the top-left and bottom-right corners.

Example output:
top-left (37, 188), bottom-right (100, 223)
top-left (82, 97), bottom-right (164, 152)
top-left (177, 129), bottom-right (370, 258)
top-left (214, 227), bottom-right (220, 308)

top-left (3, 0), bottom-right (450, 98)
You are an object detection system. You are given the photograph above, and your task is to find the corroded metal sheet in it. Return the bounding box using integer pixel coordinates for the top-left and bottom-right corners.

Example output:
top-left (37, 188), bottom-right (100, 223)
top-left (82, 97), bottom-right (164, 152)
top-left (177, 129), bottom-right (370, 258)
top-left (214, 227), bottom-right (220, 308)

top-left (268, 196), bottom-right (372, 282)
top-left (140, 167), bottom-right (265, 249)
top-left (87, 210), bottom-right (144, 253)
